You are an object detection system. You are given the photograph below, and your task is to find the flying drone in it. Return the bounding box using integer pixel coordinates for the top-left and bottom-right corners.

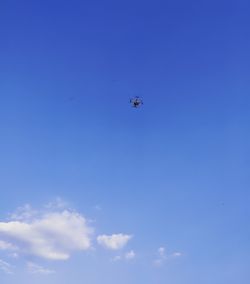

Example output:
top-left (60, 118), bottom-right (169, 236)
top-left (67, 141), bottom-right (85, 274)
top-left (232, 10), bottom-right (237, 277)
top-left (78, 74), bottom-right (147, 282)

top-left (130, 96), bottom-right (143, 108)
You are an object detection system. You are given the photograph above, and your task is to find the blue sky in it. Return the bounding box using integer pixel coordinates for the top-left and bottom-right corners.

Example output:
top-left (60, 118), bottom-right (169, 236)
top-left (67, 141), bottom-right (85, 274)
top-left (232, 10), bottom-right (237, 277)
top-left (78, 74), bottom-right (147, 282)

top-left (0, 0), bottom-right (250, 283)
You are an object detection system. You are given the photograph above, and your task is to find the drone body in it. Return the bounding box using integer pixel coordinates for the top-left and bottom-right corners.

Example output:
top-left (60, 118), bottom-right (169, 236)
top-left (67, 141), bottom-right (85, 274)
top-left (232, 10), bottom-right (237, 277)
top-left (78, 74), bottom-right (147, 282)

top-left (130, 96), bottom-right (143, 108)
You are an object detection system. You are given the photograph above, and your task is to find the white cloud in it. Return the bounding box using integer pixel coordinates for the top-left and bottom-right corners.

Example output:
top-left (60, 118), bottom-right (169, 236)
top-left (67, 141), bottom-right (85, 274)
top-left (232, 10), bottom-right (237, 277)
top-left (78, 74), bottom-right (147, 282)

top-left (0, 208), bottom-right (93, 260)
top-left (27, 262), bottom-right (55, 275)
top-left (97, 234), bottom-right (132, 250)
top-left (125, 250), bottom-right (135, 260)
top-left (0, 259), bottom-right (13, 274)
top-left (0, 200), bottom-right (136, 273)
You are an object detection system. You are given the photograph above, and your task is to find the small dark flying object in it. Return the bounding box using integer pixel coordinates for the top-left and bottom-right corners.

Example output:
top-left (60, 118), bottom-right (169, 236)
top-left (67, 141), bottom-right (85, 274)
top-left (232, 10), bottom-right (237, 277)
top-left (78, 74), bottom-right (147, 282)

top-left (130, 96), bottom-right (143, 108)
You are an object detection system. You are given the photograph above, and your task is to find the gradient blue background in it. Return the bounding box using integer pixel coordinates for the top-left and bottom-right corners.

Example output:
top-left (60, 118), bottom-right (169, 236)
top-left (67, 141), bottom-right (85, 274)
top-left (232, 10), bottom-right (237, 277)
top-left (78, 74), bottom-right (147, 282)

top-left (0, 0), bottom-right (250, 283)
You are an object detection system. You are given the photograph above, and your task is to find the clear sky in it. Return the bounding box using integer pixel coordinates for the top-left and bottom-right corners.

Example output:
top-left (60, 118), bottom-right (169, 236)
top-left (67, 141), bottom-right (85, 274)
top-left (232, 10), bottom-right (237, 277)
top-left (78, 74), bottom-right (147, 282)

top-left (0, 0), bottom-right (250, 283)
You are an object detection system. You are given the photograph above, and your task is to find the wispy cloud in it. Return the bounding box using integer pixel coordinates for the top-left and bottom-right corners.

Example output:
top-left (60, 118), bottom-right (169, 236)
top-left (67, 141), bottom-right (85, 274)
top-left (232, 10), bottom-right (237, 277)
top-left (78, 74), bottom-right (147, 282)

top-left (94, 205), bottom-right (102, 211)
top-left (112, 250), bottom-right (136, 262)
top-left (153, 246), bottom-right (182, 267)
top-left (153, 247), bottom-right (166, 267)
top-left (172, 252), bottom-right (182, 257)
top-left (112, 255), bottom-right (122, 262)
top-left (125, 250), bottom-right (136, 260)
top-left (158, 247), bottom-right (166, 258)
top-left (9, 204), bottom-right (38, 222)
top-left (45, 197), bottom-right (70, 210)
top-left (97, 234), bottom-right (132, 250)
top-left (27, 262), bottom-right (55, 275)
top-left (0, 240), bottom-right (16, 251)
top-left (0, 259), bottom-right (13, 274)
